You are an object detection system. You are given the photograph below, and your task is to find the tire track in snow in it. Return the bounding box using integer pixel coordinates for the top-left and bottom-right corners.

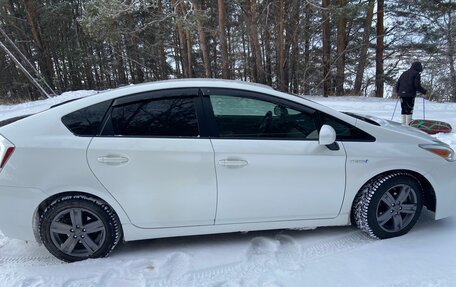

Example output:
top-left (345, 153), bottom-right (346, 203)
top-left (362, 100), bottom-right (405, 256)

top-left (0, 240), bottom-right (62, 267)
top-left (0, 231), bottom-right (8, 248)
top-left (0, 255), bottom-right (61, 266)
top-left (145, 230), bottom-right (374, 287)
top-left (300, 230), bottom-right (373, 261)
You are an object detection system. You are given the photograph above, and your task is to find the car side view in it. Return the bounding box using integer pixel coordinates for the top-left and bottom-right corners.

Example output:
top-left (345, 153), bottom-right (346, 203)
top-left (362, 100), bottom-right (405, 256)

top-left (0, 79), bottom-right (455, 262)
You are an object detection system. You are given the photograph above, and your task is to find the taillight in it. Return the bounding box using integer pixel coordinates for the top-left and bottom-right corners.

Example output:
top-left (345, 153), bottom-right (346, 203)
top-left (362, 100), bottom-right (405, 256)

top-left (0, 135), bottom-right (15, 171)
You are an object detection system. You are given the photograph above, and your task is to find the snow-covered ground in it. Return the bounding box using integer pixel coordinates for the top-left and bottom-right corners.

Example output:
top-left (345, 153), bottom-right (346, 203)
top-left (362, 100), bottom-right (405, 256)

top-left (1, 92), bottom-right (456, 287)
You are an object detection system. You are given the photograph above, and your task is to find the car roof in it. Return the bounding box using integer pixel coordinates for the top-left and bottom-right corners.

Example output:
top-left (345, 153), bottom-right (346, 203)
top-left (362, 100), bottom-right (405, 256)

top-left (131, 78), bottom-right (274, 90)
top-left (48, 79), bottom-right (301, 113)
top-left (103, 79), bottom-right (274, 96)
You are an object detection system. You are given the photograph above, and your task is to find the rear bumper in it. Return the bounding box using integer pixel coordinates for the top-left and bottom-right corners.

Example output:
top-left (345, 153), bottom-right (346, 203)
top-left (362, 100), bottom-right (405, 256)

top-left (0, 185), bottom-right (47, 241)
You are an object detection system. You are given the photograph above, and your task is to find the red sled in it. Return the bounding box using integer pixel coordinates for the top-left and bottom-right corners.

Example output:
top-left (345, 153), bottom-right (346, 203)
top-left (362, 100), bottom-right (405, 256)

top-left (409, 119), bottom-right (452, 134)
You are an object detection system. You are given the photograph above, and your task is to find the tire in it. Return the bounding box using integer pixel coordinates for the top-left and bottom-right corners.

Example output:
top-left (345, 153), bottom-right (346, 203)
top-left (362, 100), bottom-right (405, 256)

top-left (39, 195), bottom-right (122, 262)
top-left (352, 173), bottom-right (423, 239)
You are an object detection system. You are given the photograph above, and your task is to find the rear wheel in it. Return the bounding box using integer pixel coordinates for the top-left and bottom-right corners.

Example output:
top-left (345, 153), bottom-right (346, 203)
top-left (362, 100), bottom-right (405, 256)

top-left (353, 173), bottom-right (423, 239)
top-left (39, 195), bottom-right (122, 262)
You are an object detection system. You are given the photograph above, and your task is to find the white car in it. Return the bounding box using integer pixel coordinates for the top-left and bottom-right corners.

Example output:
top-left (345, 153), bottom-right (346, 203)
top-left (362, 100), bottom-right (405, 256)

top-left (0, 79), bottom-right (455, 262)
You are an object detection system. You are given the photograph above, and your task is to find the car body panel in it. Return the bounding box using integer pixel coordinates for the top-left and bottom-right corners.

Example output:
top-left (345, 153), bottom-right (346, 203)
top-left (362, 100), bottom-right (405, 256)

top-left (121, 216), bottom-right (349, 242)
top-left (211, 139), bottom-right (347, 223)
top-left (87, 137), bottom-right (217, 228)
top-left (0, 186), bottom-right (47, 241)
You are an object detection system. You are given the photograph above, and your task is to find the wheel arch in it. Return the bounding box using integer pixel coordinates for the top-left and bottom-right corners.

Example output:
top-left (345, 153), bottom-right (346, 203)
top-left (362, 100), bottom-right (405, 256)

top-left (350, 169), bottom-right (436, 222)
top-left (33, 191), bottom-right (127, 244)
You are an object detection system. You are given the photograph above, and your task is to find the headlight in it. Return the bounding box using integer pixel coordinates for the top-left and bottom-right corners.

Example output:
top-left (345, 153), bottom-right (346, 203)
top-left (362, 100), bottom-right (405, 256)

top-left (419, 144), bottom-right (456, 162)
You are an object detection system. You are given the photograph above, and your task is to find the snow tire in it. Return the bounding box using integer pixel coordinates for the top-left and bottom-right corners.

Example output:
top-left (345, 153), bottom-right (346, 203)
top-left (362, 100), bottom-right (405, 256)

top-left (39, 195), bottom-right (122, 262)
top-left (352, 173), bottom-right (423, 239)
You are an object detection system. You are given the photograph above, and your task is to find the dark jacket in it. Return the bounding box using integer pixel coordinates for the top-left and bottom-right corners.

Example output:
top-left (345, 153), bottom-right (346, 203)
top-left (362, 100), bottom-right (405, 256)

top-left (395, 62), bottom-right (427, 98)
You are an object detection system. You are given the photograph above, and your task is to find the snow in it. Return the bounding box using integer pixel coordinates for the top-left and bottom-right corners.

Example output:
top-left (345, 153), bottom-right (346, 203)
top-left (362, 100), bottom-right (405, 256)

top-left (0, 90), bottom-right (97, 122)
top-left (1, 91), bottom-right (456, 287)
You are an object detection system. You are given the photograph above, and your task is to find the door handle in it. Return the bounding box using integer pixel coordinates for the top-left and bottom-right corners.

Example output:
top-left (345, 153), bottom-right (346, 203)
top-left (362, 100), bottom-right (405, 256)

top-left (97, 155), bottom-right (129, 165)
top-left (218, 159), bottom-right (248, 167)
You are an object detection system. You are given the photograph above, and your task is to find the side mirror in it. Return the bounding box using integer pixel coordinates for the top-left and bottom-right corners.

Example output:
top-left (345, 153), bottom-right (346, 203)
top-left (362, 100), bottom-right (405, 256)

top-left (319, 124), bottom-right (337, 146)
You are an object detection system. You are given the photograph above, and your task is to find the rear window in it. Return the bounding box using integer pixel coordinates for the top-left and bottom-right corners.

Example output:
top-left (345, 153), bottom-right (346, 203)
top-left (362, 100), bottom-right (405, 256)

top-left (62, 100), bottom-right (111, 136)
top-left (102, 97), bottom-right (199, 137)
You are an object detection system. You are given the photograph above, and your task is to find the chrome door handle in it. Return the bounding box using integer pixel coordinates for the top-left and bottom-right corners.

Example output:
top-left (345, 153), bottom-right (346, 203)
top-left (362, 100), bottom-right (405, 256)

top-left (218, 159), bottom-right (248, 167)
top-left (97, 155), bottom-right (129, 165)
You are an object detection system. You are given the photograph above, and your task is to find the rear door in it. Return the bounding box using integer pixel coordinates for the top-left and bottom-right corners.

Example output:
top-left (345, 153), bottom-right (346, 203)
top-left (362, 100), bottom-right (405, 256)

top-left (87, 88), bottom-right (217, 228)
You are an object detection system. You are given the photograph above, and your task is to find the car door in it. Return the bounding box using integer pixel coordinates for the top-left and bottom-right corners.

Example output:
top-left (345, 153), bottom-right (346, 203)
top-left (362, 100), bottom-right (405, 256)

top-left (87, 88), bottom-right (217, 228)
top-left (202, 88), bottom-right (347, 224)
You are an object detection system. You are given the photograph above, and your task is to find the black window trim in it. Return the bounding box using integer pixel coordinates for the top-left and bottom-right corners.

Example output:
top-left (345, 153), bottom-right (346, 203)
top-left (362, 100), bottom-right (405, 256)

top-left (112, 87), bottom-right (200, 107)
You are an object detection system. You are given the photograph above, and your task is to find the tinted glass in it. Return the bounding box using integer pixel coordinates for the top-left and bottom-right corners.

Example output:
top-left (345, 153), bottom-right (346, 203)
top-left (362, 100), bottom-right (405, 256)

top-left (321, 114), bottom-right (376, 141)
top-left (62, 100), bottom-right (111, 136)
top-left (210, 95), bottom-right (318, 139)
top-left (109, 97), bottom-right (199, 137)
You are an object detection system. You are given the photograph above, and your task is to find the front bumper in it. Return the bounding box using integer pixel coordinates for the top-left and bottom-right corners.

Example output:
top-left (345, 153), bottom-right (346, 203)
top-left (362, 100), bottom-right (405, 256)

top-left (427, 162), bottom-right (456, 220)
top-left (0, 186), bottom-right (47, 241)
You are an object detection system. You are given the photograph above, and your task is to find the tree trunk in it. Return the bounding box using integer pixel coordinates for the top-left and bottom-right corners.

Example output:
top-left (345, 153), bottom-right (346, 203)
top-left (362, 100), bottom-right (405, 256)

top-left (218, 0), bottom-right (230, 79)
top-left (185, 30), bottom-right (193, 78)
top-left (172, 31), bottom-right (182, 77)
top-left (245, 0), bottom-right (265, 84)
top-left (286, 0), bottom-right (301, 94)
top-left (172, 0), bottom-right (191, 78)
top-left (375, 0), bottom-right (384, 98)
top-left (158, 0), bottom-right (168, 80)
top-left (242, 30), bottom-right (248, 81)
top-left (354, 0), bottom-right (375, 96)
top-left (115, 41), bottom-right (127, 85)
top-left (335, 0), bottom-right (347, 96)
top-left (322, 0), bottom-right (331, 97)
top-left (275, 0), bottom-right (286, 91)
top-left (264, 25), bottom-right (273, 86)
top-left (303, 3), bottom-right (312, 95)
top-left (23, 0), bottom-right (55, 88)
top-left (192, 0), bottom-right (211, 78)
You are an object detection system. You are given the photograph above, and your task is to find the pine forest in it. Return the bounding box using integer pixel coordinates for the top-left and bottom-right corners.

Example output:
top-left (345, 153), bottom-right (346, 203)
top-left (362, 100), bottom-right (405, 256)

top-left (0, 0), bottom-right (455, 104)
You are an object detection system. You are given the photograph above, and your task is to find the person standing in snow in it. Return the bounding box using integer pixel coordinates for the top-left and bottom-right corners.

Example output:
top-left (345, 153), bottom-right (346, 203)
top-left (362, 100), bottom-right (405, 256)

top-left (395, 61), bottom-right (427, 125)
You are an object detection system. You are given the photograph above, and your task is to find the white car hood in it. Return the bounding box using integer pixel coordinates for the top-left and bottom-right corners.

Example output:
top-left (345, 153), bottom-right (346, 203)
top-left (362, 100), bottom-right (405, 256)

top-left (345, 112), bottom-right (440, 144)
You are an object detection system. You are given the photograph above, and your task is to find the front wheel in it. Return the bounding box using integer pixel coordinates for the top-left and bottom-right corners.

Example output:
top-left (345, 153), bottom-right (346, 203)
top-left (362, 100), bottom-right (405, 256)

top-left (353, 173), bottom-right (423, 239)
top-left (39, 195), bottom-right (122, 262)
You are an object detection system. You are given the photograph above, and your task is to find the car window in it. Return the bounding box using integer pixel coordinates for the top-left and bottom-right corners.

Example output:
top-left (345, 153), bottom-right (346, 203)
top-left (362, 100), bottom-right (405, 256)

top-left (320, 113), bottom-right (376, 142)
top-left (209, 95), bottom-right (318, 139)
top-left (104, 97), bottom-right (199, 137)
top-left (62, 100), bottom-right (111, 136)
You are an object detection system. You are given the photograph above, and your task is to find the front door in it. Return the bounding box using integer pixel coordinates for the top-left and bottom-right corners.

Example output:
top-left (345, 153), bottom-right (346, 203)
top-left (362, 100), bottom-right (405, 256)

top-left (203, 89), bottom-right (347, 224)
